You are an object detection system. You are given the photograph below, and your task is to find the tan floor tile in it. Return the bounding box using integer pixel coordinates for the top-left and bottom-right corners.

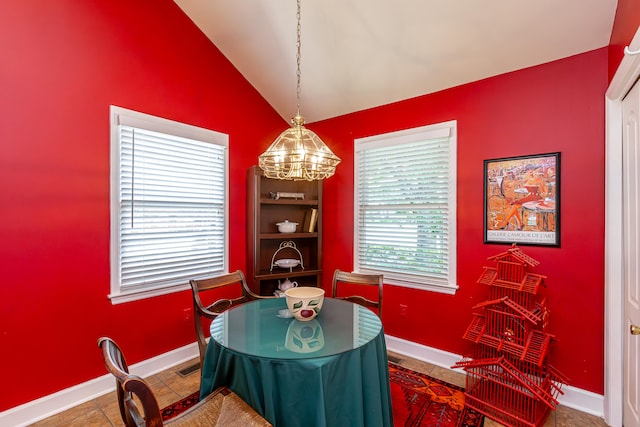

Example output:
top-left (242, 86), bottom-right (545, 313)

top-left (429, 365), bottom-right (466, 389)
top-left (547, 405), bottom-right (608, 427)
top-left (156, 361), bottom-right (201, 398)
top-left (151, 384), bottom-right (182, 409)
top-left (388, 351), bottom-right (435, 375)
top-left (29, 401), bottom-right (102, 426)
top-left (94, 390), bottom-right (116, 406)
top-left (483, 407), bottom-right (609, 427)
top-left (482, 417), bottom-right (504, 427)
top-left (59, 408), bottom-right (114, 427)
top-left (96, 397), bottom-right (124, 426)
top-left (142, 374), bottom-right (166, 389)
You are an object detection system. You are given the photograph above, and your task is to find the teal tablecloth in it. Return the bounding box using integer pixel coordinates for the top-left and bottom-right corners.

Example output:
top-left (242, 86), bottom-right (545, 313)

top-left (199, 297), bottom-right (392, 427)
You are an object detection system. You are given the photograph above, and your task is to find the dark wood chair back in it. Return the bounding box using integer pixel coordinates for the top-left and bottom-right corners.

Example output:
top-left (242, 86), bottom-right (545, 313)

top-left (189, 270), bottom-right (268, 367)
top-left (98, 336), bottom-right (167, 426)
top-left (331, 269), bottom-right (384, 318)
top-left (97, 336), bottom-right (272, 426)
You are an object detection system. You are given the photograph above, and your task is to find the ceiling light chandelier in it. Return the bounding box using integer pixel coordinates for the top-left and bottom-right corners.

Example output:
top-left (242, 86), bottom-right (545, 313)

top-left (259, 0), bottom-right (340, 181)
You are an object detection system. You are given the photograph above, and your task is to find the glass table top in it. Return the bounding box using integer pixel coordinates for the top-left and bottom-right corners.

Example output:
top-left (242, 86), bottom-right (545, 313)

top-left (210, 297), bottom-right (382, 360)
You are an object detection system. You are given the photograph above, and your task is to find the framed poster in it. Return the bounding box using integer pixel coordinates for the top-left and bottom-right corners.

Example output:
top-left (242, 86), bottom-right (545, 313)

top-left (484, 152), bottom-right (560, 246)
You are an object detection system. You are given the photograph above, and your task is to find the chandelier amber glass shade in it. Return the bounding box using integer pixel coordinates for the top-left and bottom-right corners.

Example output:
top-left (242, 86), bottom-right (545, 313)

top-left (259, 115), bottom-right (341, 181)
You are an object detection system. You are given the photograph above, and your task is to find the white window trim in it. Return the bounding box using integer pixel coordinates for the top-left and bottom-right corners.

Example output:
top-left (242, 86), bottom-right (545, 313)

top-left (109, 105), bottom-right (229, 304)
top-left (354, 120), bottom-right (457, 294)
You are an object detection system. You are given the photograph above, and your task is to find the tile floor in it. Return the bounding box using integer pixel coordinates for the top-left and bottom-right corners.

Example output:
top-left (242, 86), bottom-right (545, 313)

top-left (28, 351), bottom-right (609, 426)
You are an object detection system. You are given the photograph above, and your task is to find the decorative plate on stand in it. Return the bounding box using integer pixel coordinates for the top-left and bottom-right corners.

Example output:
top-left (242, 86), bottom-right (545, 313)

top-left (270, 241), bottom-right (305, 272)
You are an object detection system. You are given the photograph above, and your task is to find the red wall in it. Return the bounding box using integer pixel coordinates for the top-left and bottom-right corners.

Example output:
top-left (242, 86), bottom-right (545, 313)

top-left (313, 48), bottom-right (608, 394)
top-left (0, 1), bottom-right (285, 411)
top-left (0, 0), bottom-right (628, 413)
top-left (608, 0), bottom-right (640, 81)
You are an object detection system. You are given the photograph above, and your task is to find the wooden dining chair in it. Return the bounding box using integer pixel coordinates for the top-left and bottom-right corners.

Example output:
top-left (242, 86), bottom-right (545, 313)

top-left (331, 269), bottom-right (384, 318)
top-left (97, 337), bottom-right (272, 427)
top-left (189, 270), bottom-right (270, 367)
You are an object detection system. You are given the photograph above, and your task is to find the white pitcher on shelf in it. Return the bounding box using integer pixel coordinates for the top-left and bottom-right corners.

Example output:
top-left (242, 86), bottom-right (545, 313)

top-left (278, 278), bottom-right (298, 292)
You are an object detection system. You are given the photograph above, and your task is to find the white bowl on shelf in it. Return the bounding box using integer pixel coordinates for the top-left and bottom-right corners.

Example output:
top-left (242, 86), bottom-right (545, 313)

top-left (276, 220), bottom-right (298, 233)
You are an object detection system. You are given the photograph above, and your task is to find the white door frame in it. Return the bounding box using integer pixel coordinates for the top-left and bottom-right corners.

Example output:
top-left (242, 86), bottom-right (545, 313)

top-left (605, 28), bottom-right (640, 427)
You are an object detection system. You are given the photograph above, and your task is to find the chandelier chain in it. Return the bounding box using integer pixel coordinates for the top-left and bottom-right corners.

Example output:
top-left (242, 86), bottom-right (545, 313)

top-left (258, 0), bottom-right (341, 180)
top-left (296, 0), bottom-right (302, 117)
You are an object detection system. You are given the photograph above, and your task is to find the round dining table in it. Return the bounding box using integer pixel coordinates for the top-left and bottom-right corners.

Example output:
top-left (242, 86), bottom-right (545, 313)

top-left (199, 296), bottom-right (392, 427)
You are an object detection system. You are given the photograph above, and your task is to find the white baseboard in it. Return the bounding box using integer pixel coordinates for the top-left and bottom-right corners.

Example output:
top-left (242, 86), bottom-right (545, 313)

top-left (0, 342), bottom-right (199, 427)
top-left (0, 337), bottom-right (605, 426)
top-left (385, 335), bottom-right (605, 418)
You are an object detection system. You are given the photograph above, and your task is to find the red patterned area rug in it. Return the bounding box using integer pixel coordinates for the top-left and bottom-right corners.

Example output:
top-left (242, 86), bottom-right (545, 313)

top-left (389, 363), bottom-right (484, 427)
top-left (162, 363), bottom-right (484, 426)
top-left (161, 392), bottom-right (200, 421)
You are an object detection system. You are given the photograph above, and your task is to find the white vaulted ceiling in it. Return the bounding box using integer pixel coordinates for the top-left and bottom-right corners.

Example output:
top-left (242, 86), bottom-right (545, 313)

top-left (174, 0), bottom-right (617, 123)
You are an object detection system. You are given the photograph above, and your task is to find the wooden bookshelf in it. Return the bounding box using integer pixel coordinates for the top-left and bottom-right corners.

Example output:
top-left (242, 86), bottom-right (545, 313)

top-left (246, 166), bottom-right (322, 296)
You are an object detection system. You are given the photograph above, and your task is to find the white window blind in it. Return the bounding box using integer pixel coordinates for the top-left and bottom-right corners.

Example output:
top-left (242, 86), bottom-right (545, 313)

top-left (354, 121), bottom-right (457, 293)
top-left (110, 106), bottom-right (228, 303)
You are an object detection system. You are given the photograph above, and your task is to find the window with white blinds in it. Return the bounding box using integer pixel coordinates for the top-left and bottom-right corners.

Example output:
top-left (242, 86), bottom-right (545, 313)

top-left (110, 106), bottom-right (228, 303)
top-left (354, 121), bottom-right (457, 294)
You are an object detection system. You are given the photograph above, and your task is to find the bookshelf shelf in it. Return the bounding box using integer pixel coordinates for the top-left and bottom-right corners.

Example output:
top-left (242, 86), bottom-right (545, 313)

top-left (259, 233), bottom-right (318, 239)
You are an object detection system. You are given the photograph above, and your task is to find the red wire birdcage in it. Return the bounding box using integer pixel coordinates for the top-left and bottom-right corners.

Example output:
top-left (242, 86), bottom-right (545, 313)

top-left (454, 356), bottom-right (567, 427)
top-left (454, 245), bottom-right (567, 427)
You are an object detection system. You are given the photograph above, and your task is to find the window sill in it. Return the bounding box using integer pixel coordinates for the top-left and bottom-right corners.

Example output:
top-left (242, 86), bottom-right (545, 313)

top-left (109, 282), bottom-right (190, 305)
top-left (384, 278), bottom-right (458, 295)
